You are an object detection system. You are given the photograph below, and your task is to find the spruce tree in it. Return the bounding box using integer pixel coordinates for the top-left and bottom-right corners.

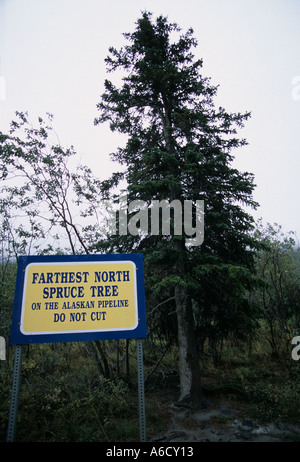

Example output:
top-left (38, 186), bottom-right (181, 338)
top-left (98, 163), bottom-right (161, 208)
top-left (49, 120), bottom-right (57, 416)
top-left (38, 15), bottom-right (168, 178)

top-left (95, 12), bottom-right (261, 407)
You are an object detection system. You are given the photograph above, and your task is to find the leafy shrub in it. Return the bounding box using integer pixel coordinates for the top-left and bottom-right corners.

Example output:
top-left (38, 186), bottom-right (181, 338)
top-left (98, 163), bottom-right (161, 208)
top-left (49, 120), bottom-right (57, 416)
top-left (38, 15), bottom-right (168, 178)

top-left (244, 381), bottom-right (300, 422)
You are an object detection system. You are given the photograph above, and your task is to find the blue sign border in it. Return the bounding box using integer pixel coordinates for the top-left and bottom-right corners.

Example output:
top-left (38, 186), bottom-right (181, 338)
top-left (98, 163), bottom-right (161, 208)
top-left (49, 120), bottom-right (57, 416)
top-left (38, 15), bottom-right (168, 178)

top-left (10, 253), bottom-right (147, 344)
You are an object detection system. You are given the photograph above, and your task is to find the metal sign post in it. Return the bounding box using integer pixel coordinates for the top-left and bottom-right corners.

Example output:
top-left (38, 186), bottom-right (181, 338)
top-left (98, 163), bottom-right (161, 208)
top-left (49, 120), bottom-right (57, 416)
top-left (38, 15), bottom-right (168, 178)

top-left (136, 338), bottom-right (146, 442)
top-left (6, 345), bottom-right (23, 442)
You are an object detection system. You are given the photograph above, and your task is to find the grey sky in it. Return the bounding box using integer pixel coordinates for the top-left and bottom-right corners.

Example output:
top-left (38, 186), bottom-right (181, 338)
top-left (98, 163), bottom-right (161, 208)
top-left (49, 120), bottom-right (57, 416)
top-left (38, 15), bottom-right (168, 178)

top-left (0, 0), bottom-right (300, 241)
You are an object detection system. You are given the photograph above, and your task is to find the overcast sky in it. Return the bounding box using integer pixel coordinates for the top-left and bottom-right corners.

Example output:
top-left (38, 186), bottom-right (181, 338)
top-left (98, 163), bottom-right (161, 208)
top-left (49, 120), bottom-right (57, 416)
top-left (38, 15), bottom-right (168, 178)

top-left (0, 0), bottom-right (300, 242)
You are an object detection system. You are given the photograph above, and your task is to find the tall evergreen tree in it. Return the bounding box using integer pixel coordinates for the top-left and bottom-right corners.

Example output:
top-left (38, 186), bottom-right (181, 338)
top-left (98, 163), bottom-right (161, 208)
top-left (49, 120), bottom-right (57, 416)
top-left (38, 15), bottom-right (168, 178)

top-left (95, 12), bottom-right (261, 407)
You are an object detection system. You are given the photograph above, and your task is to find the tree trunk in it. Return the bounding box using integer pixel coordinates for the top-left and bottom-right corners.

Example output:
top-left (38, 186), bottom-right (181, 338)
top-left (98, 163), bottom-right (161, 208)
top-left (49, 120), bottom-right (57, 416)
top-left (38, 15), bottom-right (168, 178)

top-left (161, 81), bottom-right (208, 408)
top-left (175, 284), bottom-right (210, 408)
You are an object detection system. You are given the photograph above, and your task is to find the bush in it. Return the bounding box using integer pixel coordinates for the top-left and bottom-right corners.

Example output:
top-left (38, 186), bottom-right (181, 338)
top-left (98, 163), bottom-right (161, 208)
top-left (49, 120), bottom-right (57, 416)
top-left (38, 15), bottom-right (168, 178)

top-left (1, 343), bottom-right (138, 442)
top-left (244, 381), bottom-right (300, 422)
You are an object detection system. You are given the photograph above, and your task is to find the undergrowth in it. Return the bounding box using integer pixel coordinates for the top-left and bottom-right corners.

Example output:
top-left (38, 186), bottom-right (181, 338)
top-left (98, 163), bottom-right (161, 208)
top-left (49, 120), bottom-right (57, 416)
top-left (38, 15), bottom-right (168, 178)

top-left (1, 330), bottom-right (300, 441)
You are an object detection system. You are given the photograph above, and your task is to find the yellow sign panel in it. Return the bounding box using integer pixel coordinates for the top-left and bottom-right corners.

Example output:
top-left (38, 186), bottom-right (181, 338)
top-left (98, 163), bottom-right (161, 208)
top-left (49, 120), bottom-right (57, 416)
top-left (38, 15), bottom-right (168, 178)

top-left (20, 261), bottom-right (138, 335)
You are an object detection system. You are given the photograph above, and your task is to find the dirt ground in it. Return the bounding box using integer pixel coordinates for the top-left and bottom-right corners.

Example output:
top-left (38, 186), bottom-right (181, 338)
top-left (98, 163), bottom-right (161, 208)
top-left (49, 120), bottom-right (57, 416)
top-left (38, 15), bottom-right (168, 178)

top-left (150, 398), bottom-right (300, 443)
